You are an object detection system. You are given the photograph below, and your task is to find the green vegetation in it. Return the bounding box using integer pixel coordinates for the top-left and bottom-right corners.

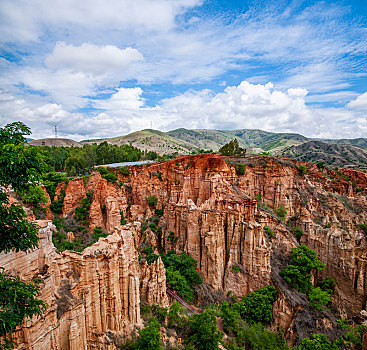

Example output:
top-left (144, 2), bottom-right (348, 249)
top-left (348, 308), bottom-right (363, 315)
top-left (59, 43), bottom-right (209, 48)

top-left (219, 139), bottom-right (247, 157)
top-left (280, 244), bottom-right (325, 293)
top-left (74, 191), bottom-right (93, 225)
top-left (36, 141), bottom-right (141, 174)
top-left (119, 166), bottom-right (130, 175)
top-left (0, 122), bottom-right (47, 348)
top-left (237, 163), bottom-right (245, 175)
top-left (20, 185), bottom-right (47, 213)
top-left (146, 195), bottom-right (158, 207)
top-left (293, 227), bottom-right (304, 242)
top-left (297, 333), bottom-right (339, 350)
top-left (188, 309), bottom-right (223, 350)
top-left (136, 317), bottom-right (161, 350)
top-left (298, 164), bottom-right (307, 175)
top-left (101, 172), bottom-right (118, 183)
top-left (162, 252), bottom-right (202, 302)
top-left (274, 205), bottom-right (287, 221)
top-left (141, 245), bottom-right (159, 265)
top-left (280, 245), bottom-right (336, 311)
top-left (264, 226), bottom-right (275, 239)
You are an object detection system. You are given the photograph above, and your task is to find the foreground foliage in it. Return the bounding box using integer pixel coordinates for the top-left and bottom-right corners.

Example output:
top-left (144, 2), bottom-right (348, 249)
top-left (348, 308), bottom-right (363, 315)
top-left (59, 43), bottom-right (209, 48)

top-left (0, 122), bottom-right (47, 348)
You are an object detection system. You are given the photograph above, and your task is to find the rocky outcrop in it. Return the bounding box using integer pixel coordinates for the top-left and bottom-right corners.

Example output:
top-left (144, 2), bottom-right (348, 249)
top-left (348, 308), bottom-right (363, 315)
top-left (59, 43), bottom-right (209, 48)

top-left (140, 257), bottom-right (169, 307)
top-left (32, 154), bottom-right (366, 346)
top-left (0, 222), bottom-right (142, 350)
top-left (62, 178), bottom-right (86, 216)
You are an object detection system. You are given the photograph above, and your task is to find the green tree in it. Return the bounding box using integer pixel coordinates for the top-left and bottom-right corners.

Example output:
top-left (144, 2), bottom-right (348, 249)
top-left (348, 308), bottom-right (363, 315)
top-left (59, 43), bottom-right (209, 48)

top-left (219, 139), bottom-right (247, 157)
top-left (308, 287), bottom-right (331, 311)
top-left (297, 333), bottom-right (338, 350)
top-left (280, 244), bottom-right (325, 293)
top-left (136, 317), bottom-right (161, 350)
top-left (0, 122), bottom-right (47, 348)
top-left (188, 309), bottom-right (223, 350)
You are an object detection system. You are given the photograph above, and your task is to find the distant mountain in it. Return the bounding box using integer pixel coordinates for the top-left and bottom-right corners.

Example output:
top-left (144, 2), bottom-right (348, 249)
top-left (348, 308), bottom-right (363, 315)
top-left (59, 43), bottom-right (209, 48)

top-left (281, 140), bottom-right (367, 168)
top-left (167, 128), bottom-right (308, 153)
top-left (32, 129), bottom-right (367, 168)
top-left (29, 138), bottom-right (81, 147)
top-left (316, 138), bottom-right (367, 150)
top-left (80, 129), bottom-right (196, 154)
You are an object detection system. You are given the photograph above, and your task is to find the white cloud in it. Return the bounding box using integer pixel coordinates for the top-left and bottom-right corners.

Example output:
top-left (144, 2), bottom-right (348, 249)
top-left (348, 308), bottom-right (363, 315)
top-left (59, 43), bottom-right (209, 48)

top-left (1, 81), bottom-right (366, 140)
top-left (0, 0), bottom-right (202, 43)
top-left (45, 42), bottom-right (143, 74)
top-left (347, 92), bottom-right (367, 110)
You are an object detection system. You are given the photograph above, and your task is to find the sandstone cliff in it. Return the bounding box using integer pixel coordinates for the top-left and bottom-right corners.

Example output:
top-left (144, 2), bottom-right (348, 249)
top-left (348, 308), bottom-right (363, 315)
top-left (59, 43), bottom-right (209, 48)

top-left (8, 153), bottom-right (366, 348)
top-left (0, 222), bottom-right (142, 350)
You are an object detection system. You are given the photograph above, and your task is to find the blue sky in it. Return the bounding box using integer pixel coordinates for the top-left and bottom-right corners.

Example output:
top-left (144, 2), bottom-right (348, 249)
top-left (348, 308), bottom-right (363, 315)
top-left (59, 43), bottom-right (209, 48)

top-left (0, 0), bottom-right (366, 140)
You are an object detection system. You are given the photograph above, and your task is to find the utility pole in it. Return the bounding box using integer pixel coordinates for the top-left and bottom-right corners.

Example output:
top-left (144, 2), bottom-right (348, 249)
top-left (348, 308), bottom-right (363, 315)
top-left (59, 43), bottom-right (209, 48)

top-left (54, 125), bottom-right (57, 138)
top-left (150, 121), bottom-right (153, 129)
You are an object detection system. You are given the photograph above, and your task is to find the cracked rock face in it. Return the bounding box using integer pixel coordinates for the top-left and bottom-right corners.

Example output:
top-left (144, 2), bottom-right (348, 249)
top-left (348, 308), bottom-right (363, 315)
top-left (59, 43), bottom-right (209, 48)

top-left (4, 154), bottom-right (366, 348)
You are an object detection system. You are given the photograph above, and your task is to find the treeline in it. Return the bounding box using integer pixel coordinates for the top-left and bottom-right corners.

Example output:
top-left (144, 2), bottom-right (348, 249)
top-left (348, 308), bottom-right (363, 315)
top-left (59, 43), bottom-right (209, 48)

top-left (34, 141), bottom-right (146, 175)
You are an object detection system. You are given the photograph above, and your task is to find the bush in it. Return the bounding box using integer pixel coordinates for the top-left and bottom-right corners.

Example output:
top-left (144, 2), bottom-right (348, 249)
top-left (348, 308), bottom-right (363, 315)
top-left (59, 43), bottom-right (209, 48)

top-left (297, 333), bottom-right (338, 350)
top-left (119, 166), bottom-right (130, 175)
top-left (264, 226), bottom-right (274, 239)
top-left (293, 227), bottom-right (303, 242)
top-left (237, 164), bottom-right (245, 175)
top-left (96, 166), bottom-right (109, 175)
top-left (162, 252), bottom-right (202, 301)
top-left (188, 309), bottom-right (223, 350)
top-left (317, 162), bottom-right (325, 169)
top-left (102, 172), bottom-right (118, 183)
top-left (146, 195), bottom-right (158, 207)
top-left (136, 317), bottom-right (161, 350)
top-left (308, 287), bottom-right (332, 311)
top-left (274, 205), bottom-right (287, 221)
top-left (242, 323), bottom-right (290, 350)
top-left (91, 226), bottom-right (108, 242)
top-left (298, 164), bottom-right (307, 175)
top-left (21, 185), bottom-right (47, 208)
top-left (317, 277), bottom-right (336, 295)
top-left (234, 286), bottom-right (277, 324)
top-left (280, 244), bottom-right (325, 293)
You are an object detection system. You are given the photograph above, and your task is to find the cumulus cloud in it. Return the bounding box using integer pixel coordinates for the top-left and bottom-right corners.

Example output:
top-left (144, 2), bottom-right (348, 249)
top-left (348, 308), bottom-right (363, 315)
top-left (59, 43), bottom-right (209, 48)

top-left (45, 42), bottom-right (143, 74)
top-left (1, 81), bottom-right (366, 140)
top-left (0, 0), bottom-right (202, 42)
top-left (347, 92), bottom-right (367, 110)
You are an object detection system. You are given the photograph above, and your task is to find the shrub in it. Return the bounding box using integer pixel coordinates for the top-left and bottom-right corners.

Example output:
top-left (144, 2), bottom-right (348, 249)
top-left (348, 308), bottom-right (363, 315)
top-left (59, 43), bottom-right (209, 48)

top-left (162, 252), bottom-right (202, 301)
top-left (274, 205), bottom-right (287, 221)
top-left (316, 162), bottom-right (325, 169)
top-left (317, 277), bottom-right (336, 295)
top-left (146, 195), bottom-right (158, 207)
top-left (280, 244), bottom-right (325, 293)
top-left (298, 164), bottom-right (307, 176)
top-left (293, 227), bottom-right (303, 242)
top-left (264, 226), bottom-right (274, 239)
top-left (96, 166), bottom-right (109, 175)
top-left (119, 166), bottom-right (130, 175)
top-left (102, 172), bottom-right (118, 183)
top-left (308, 287), bottom-right (332, 311)
top-left (120, 210), bottom-right (127, 226)
top-left (297, 333), bottom-right (338, 350)
top-left (242, 323), bottom-right (290, 350)
top-left (188, 309), bottom-right (223, 350)
top-left (136, 317), bottom-right (161, 350)
top-left (21, 185), bottom-right (47, 208)
top-left (91, 226), bottom-right (108, 242)
top-left (234, 286), bottom-right (277, 324)
top-left (237, 164), bottom-right (245, 175)
top-left (232, 264), bottom-right (240, 272)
